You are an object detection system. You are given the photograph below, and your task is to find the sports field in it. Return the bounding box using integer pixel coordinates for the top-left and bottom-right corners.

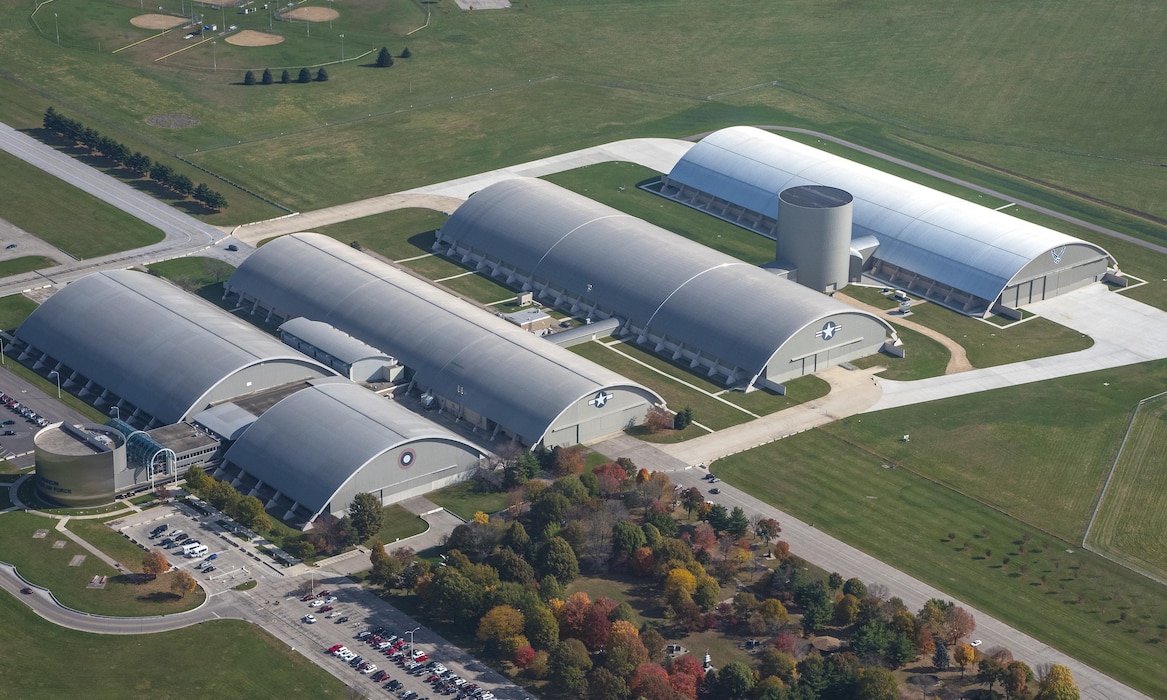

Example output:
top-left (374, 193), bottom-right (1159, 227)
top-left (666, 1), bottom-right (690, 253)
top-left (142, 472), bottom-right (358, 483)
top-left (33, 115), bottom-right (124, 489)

top-left (1086, 393), bottom-right (1167, 583)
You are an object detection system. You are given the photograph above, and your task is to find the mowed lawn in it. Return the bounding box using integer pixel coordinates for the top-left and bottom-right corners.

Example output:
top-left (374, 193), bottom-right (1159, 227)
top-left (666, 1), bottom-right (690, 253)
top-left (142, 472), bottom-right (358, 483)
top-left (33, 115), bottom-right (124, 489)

top-left (0, 151), bottom-right (162, 259)
top-left (0, 511), bottom-right (204, 616)
top-left (571, 341), bottom-right (753, 432)
top-left (714, 427), bottom-right (1167, 698)
top-left (0, 592), bottom-right (347, 700)
top-left (310, 209), bottom-right (447, 261)
top-left (1087, 397), bottom-right (1167, 581)
top-left (0, 294), bottom-right (39, 331)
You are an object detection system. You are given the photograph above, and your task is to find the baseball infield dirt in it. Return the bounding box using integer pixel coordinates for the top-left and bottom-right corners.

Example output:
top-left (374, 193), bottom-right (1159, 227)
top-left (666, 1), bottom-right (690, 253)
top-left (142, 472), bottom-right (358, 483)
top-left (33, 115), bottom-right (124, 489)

top-left (226, 30), bottom-right (285, 47)
top-left (283, 6), bottom-right (340, 22)
top-left (130, 14), bottom-right (188, 30)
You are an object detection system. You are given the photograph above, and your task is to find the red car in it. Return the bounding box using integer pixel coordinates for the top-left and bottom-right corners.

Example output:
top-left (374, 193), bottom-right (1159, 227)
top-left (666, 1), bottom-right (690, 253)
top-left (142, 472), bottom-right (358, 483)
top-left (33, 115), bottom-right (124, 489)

top-left (319, 605), bottom-right (334, 613)
top-left (317, 589), bottom-right (331, 598)
top-left (302, 594), bottom-right (315, 602)
top-left (327, 644), bottom-right (344, 654)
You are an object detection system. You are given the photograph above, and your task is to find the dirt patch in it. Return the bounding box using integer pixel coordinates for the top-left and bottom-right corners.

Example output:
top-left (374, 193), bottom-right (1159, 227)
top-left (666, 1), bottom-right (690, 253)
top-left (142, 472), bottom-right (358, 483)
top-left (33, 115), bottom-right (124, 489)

top-left (146, 113), bottom-right (199, 130)
top-left (283, 6), bottom-right (339, 22)
top-left (131, 14), bottom-right (189, 30)
top-left (197, 0), bottom-right (241, 6)
top-left (226, 30), bottom-right (285, 47)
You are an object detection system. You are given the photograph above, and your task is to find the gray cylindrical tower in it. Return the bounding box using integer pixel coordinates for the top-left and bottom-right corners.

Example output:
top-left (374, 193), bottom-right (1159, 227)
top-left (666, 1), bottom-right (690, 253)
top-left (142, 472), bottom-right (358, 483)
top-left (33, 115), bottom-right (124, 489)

top-left (777, 185), bottom-right (854, 293)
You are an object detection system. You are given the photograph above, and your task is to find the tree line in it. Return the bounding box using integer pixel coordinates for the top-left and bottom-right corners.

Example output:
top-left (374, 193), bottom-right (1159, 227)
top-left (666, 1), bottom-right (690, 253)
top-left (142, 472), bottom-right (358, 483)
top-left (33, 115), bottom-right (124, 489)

top-left (42, 107), bottom-right (227, 211)
top-left (243, 67), bottom-right (328, 85)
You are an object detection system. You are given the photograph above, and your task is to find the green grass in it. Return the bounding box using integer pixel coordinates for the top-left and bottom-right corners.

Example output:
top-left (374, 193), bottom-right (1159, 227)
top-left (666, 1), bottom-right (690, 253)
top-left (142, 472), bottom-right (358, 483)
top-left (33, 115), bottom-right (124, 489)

top-left (0, 256), bottom-right (56, 275)
top-left (146, 257), bottom-right (235, 293)
top-left (438, 271), bottom-right (521, 306)
top-left (427, 481), bottom-right (509, 522)
top-left (0, 591), bottom-right (347, 700)
top-left (312, 209), bottom-right (447, 259)
top-left (0, 294), bottom-right (38, 332)
top-left (64, 515), bottom-right (150, 569)
top-left (714, 425), bottom-right (1167, 698)
top-left (0, 510), bottom-right (204, 616)
top-left (1087, 396), bottom-right (1167, 582)
top-left (570, 341), bottom-right (753, 432)
top-left (849, 324), bottom-right (951, 381)
top-left (401, 253), bottom-right (471, 281)
top-left (0, 150), bottom-right (163, 258)
top-left (366, 504), bottom-right (427, 547)
top-left (544, 162), bottom-right (776, 265)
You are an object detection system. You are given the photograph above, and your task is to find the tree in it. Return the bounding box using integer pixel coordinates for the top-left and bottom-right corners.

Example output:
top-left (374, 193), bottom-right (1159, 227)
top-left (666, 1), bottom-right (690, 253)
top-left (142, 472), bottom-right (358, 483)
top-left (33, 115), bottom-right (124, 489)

top-left (856, 667), bottom-right (898, 700)
top-left (236, 495), bottom-right (270, 531)
top-left (244, 70), bottom-right (256, 85)
top-left (478, 605), bottom-right (526, 656)
top-left (644, 405), bottom-right (673, 433)
top-left (953, 642), bottom-right (976, 679)
top-left (716, 661), bottom-right (756, 699)
top-left (673, 405), bottom-right (694, 430)
top-left (400, 46), bottom-right (411, 58)
top-left (298, 67), bottom-right (312, 83)
top-left (942, 605), bottom-right (976, 646)
top-left (315, 67), bottom-right (329, 82)
top-left (376, 46), bottom-right (394, 67)
top-left (758, 649), bottom-right (796, 683)
top-left (154, 484), bottom-right (171, 503)
top-left (425, 566), bottom-right (483, 623)
top-left (1005, 661), bottom-right (1034, 700)
top-left (141, 549), bottom-right (169, 578)
top-left (170, 569), bottom-right (197, 598)
top-left (726, 506), bottom-right (749, 538)
top-left (281, 69), bottom-right (291, 83)
top-left (1035, 664), bottom-right (1079, 700)
top-left (588, 667), bottom-right (630, 700)
top-left (541, 536), bottom-right (579, 584)
top-left (978, 657), bottom-right (1005, 695)
top-left (678, 487), bottom-right (703, 519)
top-left (629, 663), bottom-right (673, 700)
top-left (612, 520), bottom-right (647, 558)
top-left (842, 577), bottom-right (868, 598)
top-left (932, 641), bottom-right (950, 671)
top-left (525, 603), bottom-right (559, 650)
top-left (550, 639), bottom-right (592, 692)
top-left (551, 445), bottom-right (585, 476)
top-left (347, 492), bottom-right (384, 541)
top-left (834, 593), bottom-right (860, 626)
top-left (261, 68), bottom-right (273, 84)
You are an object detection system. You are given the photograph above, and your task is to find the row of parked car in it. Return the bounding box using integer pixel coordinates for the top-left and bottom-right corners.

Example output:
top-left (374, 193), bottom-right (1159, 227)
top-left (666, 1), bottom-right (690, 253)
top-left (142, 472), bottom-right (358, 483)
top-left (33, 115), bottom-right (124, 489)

top-left (0, 392), bottom-right (47, 430)
top-left (330, 628), bottom-right (493, 700)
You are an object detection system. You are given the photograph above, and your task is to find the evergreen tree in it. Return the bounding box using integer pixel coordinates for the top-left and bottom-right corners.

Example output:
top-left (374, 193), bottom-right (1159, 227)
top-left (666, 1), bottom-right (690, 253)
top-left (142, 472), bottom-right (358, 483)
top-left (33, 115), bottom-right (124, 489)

top-left (297, 67), bottom-right (311, 83)
top-left (244, 70), bottom-right (256, 85)
top-left (261, 68), bottom-right (273, 85)
top-left (281, 69), bottom-right (291, 84)
top-left (400, 46), bottom-right (411, 58)
top-left (315, 67), bottom-right (329, 82)
top-left (376, 46), bottom-right (394, 67)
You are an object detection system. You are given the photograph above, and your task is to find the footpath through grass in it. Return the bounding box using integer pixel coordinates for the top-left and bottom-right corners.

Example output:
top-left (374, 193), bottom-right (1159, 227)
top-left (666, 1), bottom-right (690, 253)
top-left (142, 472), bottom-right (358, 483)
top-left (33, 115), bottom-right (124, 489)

top-left (0, 592), bottom-right (347, 700)
top-left (0, 150), bottom-right (163, 259)
top-left (0, 511), bottom-right (204, 616)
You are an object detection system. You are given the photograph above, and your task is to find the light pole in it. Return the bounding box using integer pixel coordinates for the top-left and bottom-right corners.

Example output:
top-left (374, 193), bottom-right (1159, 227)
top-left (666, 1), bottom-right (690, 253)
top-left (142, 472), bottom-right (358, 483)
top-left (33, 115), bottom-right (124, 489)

top-left (212, 40), bottom-right (216, 72)
top-left (48, 370), bottom-right (60, 399)
top-left (339, 33), bottom-right (344, 62)
top-left (0, 336), bottom-right (5, 366)
top-left (54, 13), bottom-right (59, 45)
top-left (405, 626), bottom-right (420, 650)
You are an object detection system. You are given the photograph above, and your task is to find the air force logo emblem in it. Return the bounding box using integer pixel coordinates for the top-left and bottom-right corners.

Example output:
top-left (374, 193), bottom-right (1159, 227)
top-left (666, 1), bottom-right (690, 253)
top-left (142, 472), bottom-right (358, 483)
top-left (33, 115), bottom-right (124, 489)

top-left (816, 321), bottom-right (841, 341)
top-left (1051, 246), bottom-right (1066, 264)
top-left (589, 391), bottom-right (613, 408)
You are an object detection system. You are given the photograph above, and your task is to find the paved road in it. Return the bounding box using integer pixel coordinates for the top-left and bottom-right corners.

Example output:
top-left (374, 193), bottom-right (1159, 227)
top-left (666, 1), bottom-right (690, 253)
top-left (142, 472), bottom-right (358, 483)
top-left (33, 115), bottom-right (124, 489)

top-left (0, 123), bottom-right (221, 296)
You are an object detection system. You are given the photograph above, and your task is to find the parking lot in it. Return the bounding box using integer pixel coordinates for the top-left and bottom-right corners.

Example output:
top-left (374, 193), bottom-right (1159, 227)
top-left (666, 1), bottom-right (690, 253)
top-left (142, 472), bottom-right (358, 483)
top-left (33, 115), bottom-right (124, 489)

top-left (0, 367), bottom-right (93, 470)
top-left (112, 503), bottom-right (529, 699)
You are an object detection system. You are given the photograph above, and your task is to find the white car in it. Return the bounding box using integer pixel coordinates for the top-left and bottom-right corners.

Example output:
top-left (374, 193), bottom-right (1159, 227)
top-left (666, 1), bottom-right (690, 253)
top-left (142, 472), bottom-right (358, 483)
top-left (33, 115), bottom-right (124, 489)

top-left (360, 663), bottom-right (378, 675)
top-left (327, 611), bottom-right (342, 618)
top-left (324, 596), bottom-right (337, 603)
top-left (309, 599), bottom-right (325, 607)
top-left (970, 639), bottom-right (982, 647)
top-left (303, 614), bottom-right (317, 624)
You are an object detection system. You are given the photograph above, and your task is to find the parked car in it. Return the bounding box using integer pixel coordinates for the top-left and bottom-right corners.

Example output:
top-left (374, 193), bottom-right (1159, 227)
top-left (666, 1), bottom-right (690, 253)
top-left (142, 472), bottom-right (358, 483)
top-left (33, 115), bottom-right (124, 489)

top-left (328, 644), bottom-right (344, 654)
top-left (309, 599), bottom-right (325, 607)
top-left (319, 605), bottom-right (334, 613)
top-left (20, 587), bottom-right (32, 594)
top-left (303, 614), bottom-right (317, 624)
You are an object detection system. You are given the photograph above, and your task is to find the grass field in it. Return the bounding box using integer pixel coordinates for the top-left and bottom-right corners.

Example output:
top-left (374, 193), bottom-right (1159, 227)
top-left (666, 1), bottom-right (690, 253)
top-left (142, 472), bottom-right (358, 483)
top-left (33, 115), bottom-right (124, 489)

top-left (147, 256), bottom-right (235, 292)
top-left (0, 510), bottom-right (204, 616)
top-left (849, 324), bottom-right (950, 381)
top-left (0, 256), bottom-right (57, 276)
top-left (571, 341), bottom-right (753, 432)
top-left (1086, 394), bottom-right (1167, 582)
top-left (714, 424), bottom-right (1167, 698)
top-left (64, 516), bottom-right (151, 570)
top-left (0, 592), bottom-right (347, 700)
top-left (427, 480), bottom-right (509, 522)
top-left (312, 208), bottom-right (447, 260)
top-left (367, 504), bottom-right (428, 547)
top-left (0, 150), bottom-right (163, 258)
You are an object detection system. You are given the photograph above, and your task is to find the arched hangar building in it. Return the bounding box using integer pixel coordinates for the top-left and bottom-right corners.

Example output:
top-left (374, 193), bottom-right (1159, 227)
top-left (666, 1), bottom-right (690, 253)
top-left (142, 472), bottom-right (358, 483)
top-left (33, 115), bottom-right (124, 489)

top-left (434, 177), bottom-right (896, 392)
top-left (11, 270), bottom-right (337, 427)
top-left (658, 126), bottom-right (1120, 317)
top-left (218, 382), bottom-right (483, 525)
top-left (224, 233), bottom-right (664, 448)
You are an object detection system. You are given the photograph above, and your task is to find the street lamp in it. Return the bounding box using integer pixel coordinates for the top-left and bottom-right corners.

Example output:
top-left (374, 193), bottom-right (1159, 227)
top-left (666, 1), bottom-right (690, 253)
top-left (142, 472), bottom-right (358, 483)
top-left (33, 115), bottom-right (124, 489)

top-left (212, 40), bottom-right (216, 72)
top-left (48, 370), bottom-right (60, 399)
top-left (54, 13), bottom-right (59, 45)
top-left (339, 33), bottom-right (344, 62)
top-left (405, 626), bottom-right (420, 650)
top-left (0, 336), bottom-right (5, 366)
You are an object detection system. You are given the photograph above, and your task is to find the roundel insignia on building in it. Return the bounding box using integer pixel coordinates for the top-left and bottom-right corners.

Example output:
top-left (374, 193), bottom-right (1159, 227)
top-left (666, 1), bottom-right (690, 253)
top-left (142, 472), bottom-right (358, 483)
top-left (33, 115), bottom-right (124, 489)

top-left (398, 448), bottom-right (416, 469)
top-left (816, 321), bottom-right (841, 341)
top-left (589, 390), bottom-right (613, 409)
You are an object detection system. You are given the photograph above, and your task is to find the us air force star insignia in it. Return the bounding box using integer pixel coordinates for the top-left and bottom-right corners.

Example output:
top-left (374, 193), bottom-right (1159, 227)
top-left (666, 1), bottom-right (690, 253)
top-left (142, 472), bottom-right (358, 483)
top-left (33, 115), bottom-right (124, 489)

top-left (817, 321), bottom-right (840, 341)
top-left (1051, 246), bottom-right (1066, 264)
top-left (589, 391), bottom-right (613, 408)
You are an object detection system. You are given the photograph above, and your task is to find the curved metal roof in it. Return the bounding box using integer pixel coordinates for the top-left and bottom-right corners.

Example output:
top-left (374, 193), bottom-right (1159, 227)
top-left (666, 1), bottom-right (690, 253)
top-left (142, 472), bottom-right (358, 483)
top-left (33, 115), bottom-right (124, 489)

top-left (667, 126), bottom-right (1114, 303)
top-left (223, 382), bottom-right (481, 519)
top-left (226, 233), bottom-right (662, 444)
top-left (15, 270), bottom-right (334, 423)
top-left (279, 317), bottom-right (394, 366)
top-left (439, 178), bottom-right (892, 377)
